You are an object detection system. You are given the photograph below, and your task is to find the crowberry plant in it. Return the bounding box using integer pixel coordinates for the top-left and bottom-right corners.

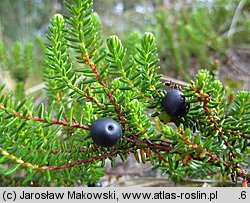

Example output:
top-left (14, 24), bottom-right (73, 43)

top-left (0, 0), bottom-right (249, 186)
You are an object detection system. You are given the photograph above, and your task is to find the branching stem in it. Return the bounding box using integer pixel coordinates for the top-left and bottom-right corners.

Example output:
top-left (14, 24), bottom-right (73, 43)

top-left (82, 54), bottom-right (126, 128)
top-left (0, 104), bottom-right (90, 130)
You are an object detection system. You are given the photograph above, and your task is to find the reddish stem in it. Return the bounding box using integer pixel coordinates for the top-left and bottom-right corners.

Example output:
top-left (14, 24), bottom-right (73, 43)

top-left (82, 54), bottom-right (126, 128)
top-left (38, 148), bottom-right (126, 170)
top-left (30, 116), bottom-right (90, 130)
top-left (0, 103), bottom-right (90, 130)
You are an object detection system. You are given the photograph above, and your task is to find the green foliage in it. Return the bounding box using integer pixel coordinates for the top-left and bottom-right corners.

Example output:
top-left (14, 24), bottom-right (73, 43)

top-left (0, 41), bottom-right (33, 100)
top-left (160, 70), bottom-right (250, 180)
top-left (0, 0), bottom-right (249, 186)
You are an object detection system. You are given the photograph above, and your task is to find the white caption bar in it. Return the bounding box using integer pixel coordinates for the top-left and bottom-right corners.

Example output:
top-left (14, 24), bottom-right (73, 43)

top-left (0, 187), bottom-right (248, 203)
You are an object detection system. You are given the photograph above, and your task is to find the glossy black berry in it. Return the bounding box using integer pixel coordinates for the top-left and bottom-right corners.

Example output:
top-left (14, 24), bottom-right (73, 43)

top-left (90, 118), bottom-right (122, 148)
top-left (163, 89), bottom-right (190, 118)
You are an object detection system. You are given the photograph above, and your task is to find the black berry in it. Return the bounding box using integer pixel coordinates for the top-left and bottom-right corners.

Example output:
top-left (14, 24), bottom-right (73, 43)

top-left (90, 118), bottom-right (122, 148)
top-left (163, 90), bottom-right (190, 118)
top-left (88, 182), bottom-right (102, 187)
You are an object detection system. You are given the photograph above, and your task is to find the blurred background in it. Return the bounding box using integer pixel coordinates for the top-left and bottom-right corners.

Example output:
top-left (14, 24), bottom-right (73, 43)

top-left (0, 0), bottom-right (249, 186)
